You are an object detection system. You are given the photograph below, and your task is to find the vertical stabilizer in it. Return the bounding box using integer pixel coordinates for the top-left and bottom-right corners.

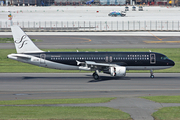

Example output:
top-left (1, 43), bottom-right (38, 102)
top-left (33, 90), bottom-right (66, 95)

top-left (11, 26), bottom-right (43, 53)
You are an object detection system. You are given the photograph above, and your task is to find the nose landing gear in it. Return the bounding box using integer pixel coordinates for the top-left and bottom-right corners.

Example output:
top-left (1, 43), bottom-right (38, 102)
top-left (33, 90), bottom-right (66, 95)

top-left (150, 70), bottom-right (154, 78)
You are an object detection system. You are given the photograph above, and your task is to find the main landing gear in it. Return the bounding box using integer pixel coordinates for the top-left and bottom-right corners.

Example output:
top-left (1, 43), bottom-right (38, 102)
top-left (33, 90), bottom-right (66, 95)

top-left (92, 70), bottom-right (99, 80)
top-left (150, 70), bottom-right (154, 78)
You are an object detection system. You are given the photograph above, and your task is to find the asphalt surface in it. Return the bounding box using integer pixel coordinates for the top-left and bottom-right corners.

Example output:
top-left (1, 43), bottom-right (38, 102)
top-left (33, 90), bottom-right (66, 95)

top-left (1, 73), bottom-right (180, 120)
top-left (1, 73), bottom-right (180, 100)
top-left (1, 35), bottom-right (180, 49)
top-left (0, 73), bottom-right (180, 100)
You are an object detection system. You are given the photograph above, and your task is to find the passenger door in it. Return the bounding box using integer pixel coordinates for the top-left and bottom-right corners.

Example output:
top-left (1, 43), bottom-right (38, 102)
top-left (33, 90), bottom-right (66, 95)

top-left (150, 54), bottom-right (156, 64)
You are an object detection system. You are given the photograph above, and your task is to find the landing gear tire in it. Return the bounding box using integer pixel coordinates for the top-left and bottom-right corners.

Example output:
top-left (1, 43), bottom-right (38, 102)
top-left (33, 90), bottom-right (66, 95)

top-left (150, 70), bottom-right (154, 78)
top-left (93, 72), bottom-right (99, 80)
top-left (150, 75), bottom-right (154, 78)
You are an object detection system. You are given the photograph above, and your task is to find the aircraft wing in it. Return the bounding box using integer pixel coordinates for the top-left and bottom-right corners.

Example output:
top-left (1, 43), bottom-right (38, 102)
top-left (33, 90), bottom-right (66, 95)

top-left (84, 61), bottom-right (126, 78)
top-left (82, 61), bottom-right (122, 71)
top-left (85, 61), bottom-right (117, 67)
top-left (78, 60), bottom-right (119, 71)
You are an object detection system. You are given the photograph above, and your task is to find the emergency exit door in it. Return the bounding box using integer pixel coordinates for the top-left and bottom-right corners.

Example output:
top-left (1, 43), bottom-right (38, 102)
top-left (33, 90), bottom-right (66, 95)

top-left (105, 56), bottom-right (113, 62)
top-left (40, 54), bottom-right (46, 64)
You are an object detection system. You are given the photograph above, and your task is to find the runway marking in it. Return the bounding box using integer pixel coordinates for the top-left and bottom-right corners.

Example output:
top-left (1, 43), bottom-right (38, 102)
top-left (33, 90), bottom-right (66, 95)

top-left (144, 41), bottom-right (180, 43)
top-left (148, 31), bottom-right (162, 41)
top-left (77, 37), bottom-right (92, 43)
top-left (141, 28), bottom-right (163, 41)
top-left (159, 36), bottom-right (180, 40)
top-left (145, 31), bottom-right (180, 43)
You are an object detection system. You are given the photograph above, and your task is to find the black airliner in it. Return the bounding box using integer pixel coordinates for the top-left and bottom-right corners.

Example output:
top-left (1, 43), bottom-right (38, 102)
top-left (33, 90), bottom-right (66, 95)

top-left (8, 26), bottom-right (175, 80)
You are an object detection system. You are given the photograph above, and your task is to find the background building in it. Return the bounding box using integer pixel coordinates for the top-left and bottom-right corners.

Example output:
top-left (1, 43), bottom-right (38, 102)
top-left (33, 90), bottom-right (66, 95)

top-left (1, 0), bottom-right (180, 6)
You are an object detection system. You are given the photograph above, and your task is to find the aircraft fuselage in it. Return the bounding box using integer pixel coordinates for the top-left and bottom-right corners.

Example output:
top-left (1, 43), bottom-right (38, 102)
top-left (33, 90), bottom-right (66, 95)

top-left (11, 51), bottom-right (174, 71)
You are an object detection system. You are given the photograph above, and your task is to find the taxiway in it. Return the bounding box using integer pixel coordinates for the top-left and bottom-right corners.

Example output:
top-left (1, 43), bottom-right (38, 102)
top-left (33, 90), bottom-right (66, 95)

top-left (0, 35), bottom-right (180, 49)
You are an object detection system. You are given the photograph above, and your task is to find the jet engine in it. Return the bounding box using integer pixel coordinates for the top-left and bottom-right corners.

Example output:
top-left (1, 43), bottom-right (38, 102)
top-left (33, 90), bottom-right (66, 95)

top-left (109, 66), bottom-right (126, 77)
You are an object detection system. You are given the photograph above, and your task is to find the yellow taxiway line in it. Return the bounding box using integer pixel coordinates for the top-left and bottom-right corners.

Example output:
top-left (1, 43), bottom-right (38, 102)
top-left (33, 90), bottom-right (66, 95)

top-left (145, 31), bottom-right (180, 43)
top-left (148, 31), bottom-right (162, 41)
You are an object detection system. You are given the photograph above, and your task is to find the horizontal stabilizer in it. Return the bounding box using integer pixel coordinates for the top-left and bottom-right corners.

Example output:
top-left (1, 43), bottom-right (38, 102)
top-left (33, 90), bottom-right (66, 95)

top-left (7, 54), bottom-right (32, 60)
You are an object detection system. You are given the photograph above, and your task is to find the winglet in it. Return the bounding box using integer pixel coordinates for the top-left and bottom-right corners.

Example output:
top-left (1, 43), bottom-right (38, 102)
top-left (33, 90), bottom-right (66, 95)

top-left (11, 26), bottom-right (44, 53)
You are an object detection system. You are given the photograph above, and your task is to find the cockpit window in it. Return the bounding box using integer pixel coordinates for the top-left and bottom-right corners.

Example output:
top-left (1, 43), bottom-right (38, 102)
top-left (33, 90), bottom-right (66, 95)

top-left (161, 56), bottom-right (168, 60)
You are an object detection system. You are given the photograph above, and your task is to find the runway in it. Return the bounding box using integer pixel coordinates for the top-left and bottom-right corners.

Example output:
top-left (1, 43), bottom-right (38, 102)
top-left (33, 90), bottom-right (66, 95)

top-left (1, 35), bottom-right (180, 49)
top-left (1, 73), bottom-right (180, 101)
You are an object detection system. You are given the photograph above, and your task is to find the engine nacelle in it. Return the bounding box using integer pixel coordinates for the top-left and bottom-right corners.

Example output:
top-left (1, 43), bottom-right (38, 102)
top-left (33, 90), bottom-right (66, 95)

top-left (109, 66), bottom-right (126, 77)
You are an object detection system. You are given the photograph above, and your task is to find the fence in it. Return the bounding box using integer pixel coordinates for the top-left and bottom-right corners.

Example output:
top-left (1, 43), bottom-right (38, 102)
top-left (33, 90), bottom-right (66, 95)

top-left (0, 20), bottom-right (180, 31)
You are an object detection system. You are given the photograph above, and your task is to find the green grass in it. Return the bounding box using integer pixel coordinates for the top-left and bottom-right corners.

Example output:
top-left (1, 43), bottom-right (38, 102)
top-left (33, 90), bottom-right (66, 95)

top-left (152, 107), bottom-right (180, 120)
top-left (0, 38), bottom-right (41, 43)
top-left (0, 98), bottom-right (132, 119)
top-left (0, 106), bottom-right (132, 119)
top-left (0, 38), bottom-right (14, 43)
top-left (140, 96), bottom-right (180, 103)
top-left (1, 48), bottom-right (180, 73)
top-left (141, 96), bottom-right (180, 120)
top-left (0, 98), bottom-right (115, 105)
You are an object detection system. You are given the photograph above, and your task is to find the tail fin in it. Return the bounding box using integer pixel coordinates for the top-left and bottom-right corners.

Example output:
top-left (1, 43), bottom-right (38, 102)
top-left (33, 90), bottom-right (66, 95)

top-left (11, 26), bottom-right (43, 53)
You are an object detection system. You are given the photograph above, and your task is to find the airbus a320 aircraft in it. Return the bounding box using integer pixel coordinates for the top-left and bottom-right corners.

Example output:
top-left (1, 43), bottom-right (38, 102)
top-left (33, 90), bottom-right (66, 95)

top-left (8, 26), bottom-right (175, 80)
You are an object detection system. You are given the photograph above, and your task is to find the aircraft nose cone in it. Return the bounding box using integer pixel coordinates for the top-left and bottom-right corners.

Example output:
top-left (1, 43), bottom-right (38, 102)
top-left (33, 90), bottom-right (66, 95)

top-left (169, 60), bottom-right (175, 66)
top-left (172, 60), bottom-right (175, 66)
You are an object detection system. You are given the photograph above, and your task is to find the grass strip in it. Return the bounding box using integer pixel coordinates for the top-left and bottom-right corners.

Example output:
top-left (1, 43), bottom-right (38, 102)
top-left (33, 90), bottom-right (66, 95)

top-left (0, 98), bottom-right (115, 105)
top-left (0, 38), bottom-right (41, 43)
top-left (0, 48), bottom-right (179, 73)
top-left (0, 106), bottom-right (132, 119)
top-left (140, 96), bottom-right (180, 103)
top-left (141, 96), bottom-right (180, 120)
top-left (152, 107), bottom-right (180, 120)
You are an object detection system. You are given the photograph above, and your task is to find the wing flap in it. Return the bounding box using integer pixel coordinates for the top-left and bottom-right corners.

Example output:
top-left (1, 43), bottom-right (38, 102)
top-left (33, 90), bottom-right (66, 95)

top-left (85, 61), bottom-right (116, 67)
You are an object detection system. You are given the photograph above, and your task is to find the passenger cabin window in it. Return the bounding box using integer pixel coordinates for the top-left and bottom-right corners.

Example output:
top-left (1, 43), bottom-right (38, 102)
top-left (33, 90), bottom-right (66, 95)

top-left (127, 54), bottom-right (149, 61)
